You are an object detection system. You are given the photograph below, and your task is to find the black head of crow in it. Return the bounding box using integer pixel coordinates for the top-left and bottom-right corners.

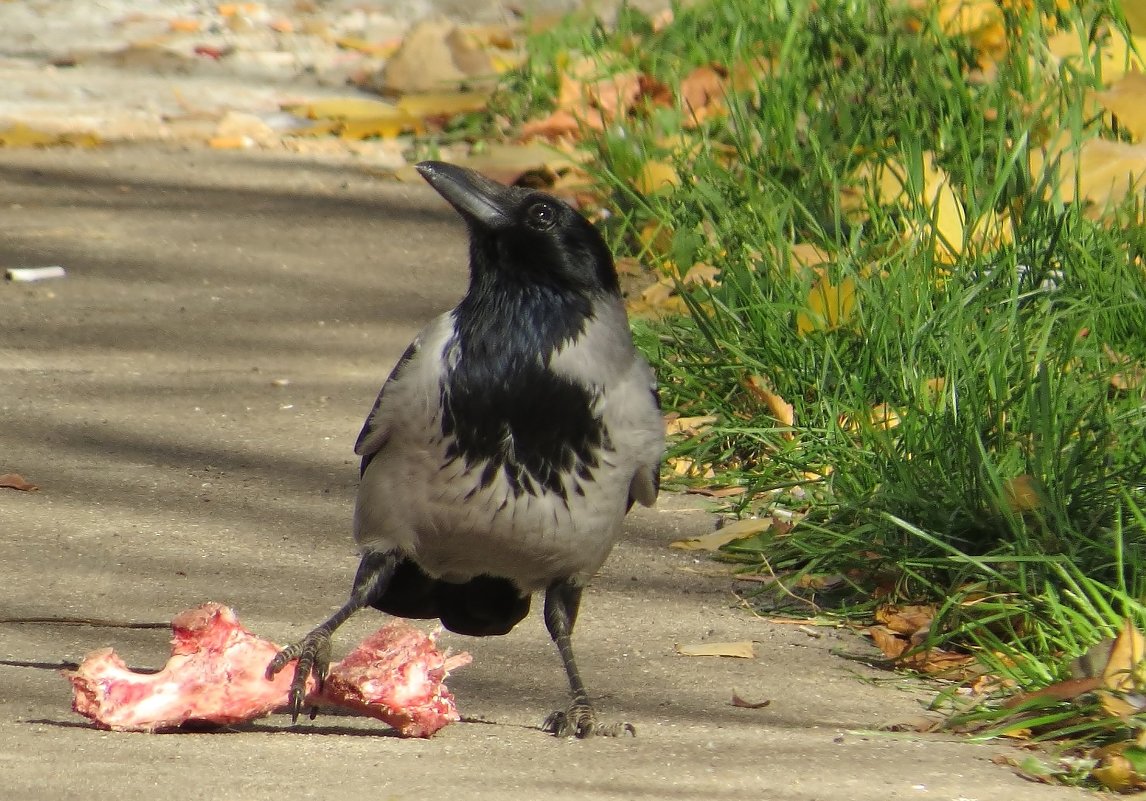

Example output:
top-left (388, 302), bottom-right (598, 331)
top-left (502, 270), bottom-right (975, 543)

top-left (268, 161), bottom-right (665, 738)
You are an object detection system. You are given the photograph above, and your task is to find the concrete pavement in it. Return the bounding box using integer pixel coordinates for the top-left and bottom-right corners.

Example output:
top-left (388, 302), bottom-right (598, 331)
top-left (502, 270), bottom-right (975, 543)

top-left (0, 146), bottom-right (1088, 800)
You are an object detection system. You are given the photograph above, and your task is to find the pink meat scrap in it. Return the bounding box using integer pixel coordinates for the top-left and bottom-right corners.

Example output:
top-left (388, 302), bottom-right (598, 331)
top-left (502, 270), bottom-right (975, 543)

top-left (64, 603), bottom-right (471, 738)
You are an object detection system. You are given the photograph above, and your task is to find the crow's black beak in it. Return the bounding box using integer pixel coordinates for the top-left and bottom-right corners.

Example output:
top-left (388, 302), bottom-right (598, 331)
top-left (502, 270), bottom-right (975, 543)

top-left (416, 161), bottom-right (514, 230)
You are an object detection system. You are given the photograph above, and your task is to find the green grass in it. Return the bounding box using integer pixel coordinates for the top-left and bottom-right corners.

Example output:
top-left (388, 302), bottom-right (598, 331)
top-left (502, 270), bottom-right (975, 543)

top-left (485, 0), bottom-right (1146, 765)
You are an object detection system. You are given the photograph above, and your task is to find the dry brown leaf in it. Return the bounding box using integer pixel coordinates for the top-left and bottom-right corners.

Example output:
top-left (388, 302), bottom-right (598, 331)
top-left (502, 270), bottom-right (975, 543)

top-left (1002, 676), bottom-right (1102, 709)
top-left (874, 603), bottom-right (935, 637)
top-left (868, 625), bottom-right (910, 659)
top-left (678, 64), bottom-right (726, 123)
top-left (730, 691), bottom-right (771, 709)
top-left (675, 640), bottom-right (756, 658)
top-left (670, 517), bottom-right (772, 551)
top-left (0, 473), bottom-right (39, 492)
top-left (518, 109), bottom-right (583, 140)
top-left (1105, 344), bottom-right (1146, 391)
top-left (686, 486), bottom-right (748, 498)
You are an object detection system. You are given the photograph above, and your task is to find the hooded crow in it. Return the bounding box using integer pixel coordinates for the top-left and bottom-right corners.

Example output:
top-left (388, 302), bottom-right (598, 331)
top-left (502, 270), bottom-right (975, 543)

top-left (267, 161), bottom-right (665, 738)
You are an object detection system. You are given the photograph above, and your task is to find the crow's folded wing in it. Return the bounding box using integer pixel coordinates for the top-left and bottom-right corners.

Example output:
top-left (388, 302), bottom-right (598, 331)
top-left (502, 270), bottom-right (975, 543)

top-left (353, 339), bottom-right (421, 476)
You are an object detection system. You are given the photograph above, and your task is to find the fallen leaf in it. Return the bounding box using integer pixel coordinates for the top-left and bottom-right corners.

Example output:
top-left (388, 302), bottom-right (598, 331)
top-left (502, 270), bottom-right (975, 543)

top-left (686, 485), bottom-right (748, 498)
top-left (874, 604), bottom-right (935, 637)
top-left (1034, 138), bottom-right (1146, 211)
top-left (1105, 344), bottom-right (1146, 391)
top-left (0, 124), bottom-right (100, 149)
top-left (334, 36), bottom-right (402, 58)
top-left (742, 376), bottom-right (794, 425)
top-left (285, 97), bottom-right (400, 121)
top-left (635, 160), bottom-right (679, 194)
top-left (678, 64), bottom-right (727, 123)
top-left (731, 691), bottom-right (770, 709)
top-left (1100, 619), bottom-right (1146, 718)
top-left (1047, 25), bottom-right (1146, 85)
top-left (396, 91), bottom-right (492, 119)
top-left (1095, 71), bottom-right (1146, 141)
top-left (1002, 676), bottom-right (1102, 709)
top-left (518, 109), bottom-right (584, 140)
top-left (675, 640), bottom-right (756, 658)
top-left (1002, 474), bottom-right (1042, 514)
top-left (796, 275), bottom-right (857, 334)
top-left (665, 414), bottom-right (718, 437)
top-left (681, 262), bottom-right (720, 286)
top-left (0, 473), bottom-right (38, 492)
top-left (666, 456), bottom-right (715, 479)
top-left (670, 517), bottom-right (772, 551)
top-left (868, 625), bottom-right (910, 659)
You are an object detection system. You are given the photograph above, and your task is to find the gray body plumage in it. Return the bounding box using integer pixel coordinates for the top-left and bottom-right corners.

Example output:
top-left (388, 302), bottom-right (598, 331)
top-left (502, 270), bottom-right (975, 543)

top-left (353, 296), bottom-right (664, 591)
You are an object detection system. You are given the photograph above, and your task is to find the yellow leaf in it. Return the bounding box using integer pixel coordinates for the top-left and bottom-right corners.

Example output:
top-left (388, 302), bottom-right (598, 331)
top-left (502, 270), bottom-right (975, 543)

top-left (1047, 27), bottom-right (1146, 84)
top-left (789, 242), bottom-right (832, 270)
top-left (670, 517), bottom-right (772, 551)
top-left (674, 640), bottom-right (756, 658)
top-left (336, 115), bottom-right (424, 139)
top-left (681, 262), bottom-right (720, 286)
top-left (1095, 72), bottom-right (1146, 141)
top-left (869, 403), bottom-right (901, 430)
top-left (796, 275), bottom-right (857, 334)
top-left (666, 456), bottom-right (715, 479)
top-left (1101, 619), bottom-right (1146, 718)
top-left (0, 124), bottom-right (99, 148)
top-left (1124, 3), bottom-right (1146, 36)
top-left (333, 36), bottom-right (401, 58)
top-left (1034, 138), bottom-right (1146, 210)
top-left (635, 160), bottom-right (680, 194)
top-left (396, 91), bottom-right (492, 118)
top-left (935, 0), bottom-right (1003, 37)
top-left (284, 97), bottom-right (401, 121)
top-left (638, 221), bottom-right (673, 257)
top-left (1093, 754), bottom-right (1140, 793)
top-left (665, 414), bottom-right (718, 437)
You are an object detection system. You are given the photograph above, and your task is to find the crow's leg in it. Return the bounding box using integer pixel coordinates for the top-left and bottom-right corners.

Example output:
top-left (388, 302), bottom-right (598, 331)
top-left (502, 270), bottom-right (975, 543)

top-left (540, 578), bottom-right (635, 738)
top-left (266, 549), bottom-right (398, 722)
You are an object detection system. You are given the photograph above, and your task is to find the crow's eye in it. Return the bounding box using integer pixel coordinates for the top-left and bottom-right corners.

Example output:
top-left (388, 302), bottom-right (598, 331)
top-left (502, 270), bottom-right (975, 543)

top-left (525, 201), bottom-right (557, 231)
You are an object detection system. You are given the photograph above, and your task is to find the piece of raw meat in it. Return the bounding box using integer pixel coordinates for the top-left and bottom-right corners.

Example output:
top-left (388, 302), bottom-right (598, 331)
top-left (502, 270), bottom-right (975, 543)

top-left (64, 602), bottom-right (471, 737)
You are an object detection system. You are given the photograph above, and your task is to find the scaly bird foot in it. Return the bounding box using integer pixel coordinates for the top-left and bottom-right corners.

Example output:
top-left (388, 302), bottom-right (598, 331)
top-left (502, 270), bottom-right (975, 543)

top-left (265, 629), bottom-right (333, 723)
top-left (542, 705), bottom-right (636, 738)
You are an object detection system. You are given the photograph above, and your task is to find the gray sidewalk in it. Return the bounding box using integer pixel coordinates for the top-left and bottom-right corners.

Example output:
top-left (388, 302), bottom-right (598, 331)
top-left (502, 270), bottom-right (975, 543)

top-left (0, 146), bottom-right (1086, 801)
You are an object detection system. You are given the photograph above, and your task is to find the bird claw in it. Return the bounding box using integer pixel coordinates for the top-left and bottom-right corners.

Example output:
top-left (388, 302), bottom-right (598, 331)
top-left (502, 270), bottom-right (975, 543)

top-left (542, 706), bottom-right (636, 739)
top-left (266, 629), bottom-right (333, 723)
